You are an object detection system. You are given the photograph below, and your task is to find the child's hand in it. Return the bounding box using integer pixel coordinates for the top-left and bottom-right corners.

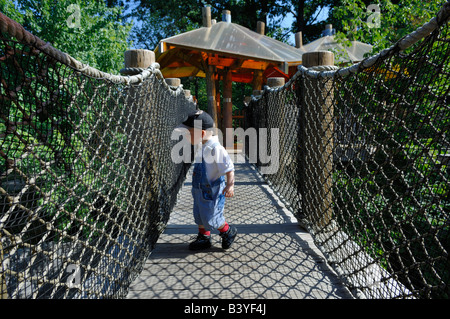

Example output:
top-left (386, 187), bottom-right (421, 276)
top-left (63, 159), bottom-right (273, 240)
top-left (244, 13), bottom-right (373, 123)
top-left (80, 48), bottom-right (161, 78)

top-left (223, 184), bottom-right (234, 198)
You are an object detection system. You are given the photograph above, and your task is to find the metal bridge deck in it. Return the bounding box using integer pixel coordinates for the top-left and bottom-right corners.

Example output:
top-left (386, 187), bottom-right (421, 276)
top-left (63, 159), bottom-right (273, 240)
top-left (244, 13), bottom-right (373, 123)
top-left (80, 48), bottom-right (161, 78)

top-left (126, 153), bottom-right (353, 299)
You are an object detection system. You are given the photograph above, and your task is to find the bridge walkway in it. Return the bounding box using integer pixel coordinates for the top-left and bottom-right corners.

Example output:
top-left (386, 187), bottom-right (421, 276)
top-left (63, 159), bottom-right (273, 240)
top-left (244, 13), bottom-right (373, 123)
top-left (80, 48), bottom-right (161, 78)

top-left (126, 152), bottom-right (353, 299)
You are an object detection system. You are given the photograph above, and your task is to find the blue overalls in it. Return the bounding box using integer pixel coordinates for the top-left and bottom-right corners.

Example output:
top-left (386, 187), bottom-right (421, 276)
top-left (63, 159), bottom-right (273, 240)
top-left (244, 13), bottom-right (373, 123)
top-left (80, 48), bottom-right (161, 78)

top-left (192, 142), bottom-right (226, 231)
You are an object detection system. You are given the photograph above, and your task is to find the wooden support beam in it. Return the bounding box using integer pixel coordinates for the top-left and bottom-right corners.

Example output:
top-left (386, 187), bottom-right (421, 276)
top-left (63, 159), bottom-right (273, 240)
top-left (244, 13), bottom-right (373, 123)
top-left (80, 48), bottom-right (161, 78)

top-left (295, 32), bottom-right (303, 49)
top-left (165, 78), bottom-right (181, 87)
top-left (301, 50), bottom-right (335, 228)
top-left (241, 60), bottom-right (267, 70)
top-left (215, 78), bottom-right (221, 130)
top-left (120, 49), bottom-right (155, 75)
top-left (208, 56), bottom-right (235, 67)
top-left (202, 6), bottom-right (212, 28)
top-left (156, 49), bottom-right (178, 72)
top-left (1, 240), bottom-right (8, 299)
top-left (257, 21), bottom-right (265, 35)
top-left (205, 63), bottom-right (218, 131)
top-left (302, 51), bottom-right (334, 68)
top-left (161, 66), bottom-right (200, 78)
top-left (223, 68), bottom-right (233, 148)
top-left (175, 49), bottom-right (206, 71)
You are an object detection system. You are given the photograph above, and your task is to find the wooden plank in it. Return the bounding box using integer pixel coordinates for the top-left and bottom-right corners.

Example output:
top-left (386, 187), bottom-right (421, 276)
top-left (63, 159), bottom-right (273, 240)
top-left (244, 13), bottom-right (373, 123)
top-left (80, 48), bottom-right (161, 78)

top-left (208, 56), bottom-right (235, 67)
top-left (241, 60), bottom-right (268, 70)
top-left (161, 66), bottom-right (200, 78)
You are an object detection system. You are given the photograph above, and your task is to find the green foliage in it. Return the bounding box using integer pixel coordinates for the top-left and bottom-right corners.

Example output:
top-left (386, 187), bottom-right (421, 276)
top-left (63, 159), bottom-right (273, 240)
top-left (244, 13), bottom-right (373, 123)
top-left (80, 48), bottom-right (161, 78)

top-left (0, 34), bottom-right (132, 243)
top-left (3, 0), bottom-right (133, 74)
top-left (0, 0), bottom-right (25, 24)
top-left (281, 0), bottom-right (341, 43)
top-left (333, 0), bottom-right (448, 54)
top-left (128, 0), bottom-right (298, 49)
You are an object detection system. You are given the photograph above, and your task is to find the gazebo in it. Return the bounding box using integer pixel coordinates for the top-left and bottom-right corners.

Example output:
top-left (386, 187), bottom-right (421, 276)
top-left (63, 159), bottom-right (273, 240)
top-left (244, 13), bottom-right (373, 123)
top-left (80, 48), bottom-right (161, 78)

top-left (301, 24), bottom-right (373, 64)
top-left (155, 7), bottom-right (305, 143)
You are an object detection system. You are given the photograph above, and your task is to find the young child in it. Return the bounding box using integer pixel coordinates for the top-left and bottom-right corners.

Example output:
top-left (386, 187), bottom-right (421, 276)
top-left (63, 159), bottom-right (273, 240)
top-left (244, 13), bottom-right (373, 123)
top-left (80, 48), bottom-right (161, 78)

top-left (177, 110), bottom-right (237, 250)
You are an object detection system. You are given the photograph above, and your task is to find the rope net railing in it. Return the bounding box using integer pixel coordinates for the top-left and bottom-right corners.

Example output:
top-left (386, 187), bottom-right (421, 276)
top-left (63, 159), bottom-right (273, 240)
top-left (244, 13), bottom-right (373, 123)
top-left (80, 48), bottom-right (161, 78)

top-left (245, 3), bottom-right (450, 299)
top-left (0, 12), bottom-right (195, 298)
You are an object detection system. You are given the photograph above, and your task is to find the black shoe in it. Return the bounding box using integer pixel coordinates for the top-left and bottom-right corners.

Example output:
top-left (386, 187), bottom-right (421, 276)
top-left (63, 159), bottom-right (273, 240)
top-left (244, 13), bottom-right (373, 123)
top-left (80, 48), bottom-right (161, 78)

top-left (189, 233), bottom-right (212, 250)
top-left (219, 226), bottom-right (237, 249)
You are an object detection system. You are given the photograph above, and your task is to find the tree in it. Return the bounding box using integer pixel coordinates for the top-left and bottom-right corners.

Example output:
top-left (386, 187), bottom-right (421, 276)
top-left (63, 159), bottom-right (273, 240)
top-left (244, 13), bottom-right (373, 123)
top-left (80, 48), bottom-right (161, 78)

top-left (126, 0), bottom-right (291, 50)
top-left (1, 0), bottom-right (133, 74)
top-left (332, 0), bottom-right (447, 54)
top-left (279, 0), bottom-right (341, 43)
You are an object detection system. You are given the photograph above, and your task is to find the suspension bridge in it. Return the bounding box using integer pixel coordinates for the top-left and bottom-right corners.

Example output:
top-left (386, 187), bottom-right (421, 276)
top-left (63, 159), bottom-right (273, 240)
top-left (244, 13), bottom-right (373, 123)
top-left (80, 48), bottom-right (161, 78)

top-left (126, 154), bottom-right (353, 299)
top-left (1, 2), bottom-right (449, 300)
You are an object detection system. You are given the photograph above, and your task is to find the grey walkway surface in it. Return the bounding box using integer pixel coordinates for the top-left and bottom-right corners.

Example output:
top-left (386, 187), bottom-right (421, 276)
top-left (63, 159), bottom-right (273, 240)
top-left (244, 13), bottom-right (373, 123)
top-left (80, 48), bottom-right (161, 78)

top-left (126, 153), bottom-right (353, 299)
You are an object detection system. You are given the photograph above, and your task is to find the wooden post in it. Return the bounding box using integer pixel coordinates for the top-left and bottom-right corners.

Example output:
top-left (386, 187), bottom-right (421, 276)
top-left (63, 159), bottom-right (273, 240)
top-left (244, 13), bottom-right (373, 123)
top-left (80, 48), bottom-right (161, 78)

top-left (206, 64), bottom-right (218, 132)
top-left (1, 240), bottom-right (8, 299)
top-left (215, 79), bottom-right (221, 130)
top-left (120, 49), bottom-right (157, 227)
top-left (267, 77), bottom-right (285, 88)
top-left (165, 78), bottom-right (181, 87)
top-left (223, 68), bottom-right (233, 148)
top-left (121, 49), bottom-right (155, 75)
top-left (201, 1), bottom-right (217, 130)
top-left (252, 71), bottom-right (264, 91)
top-left (302, 51), bottom-right (334, 67)
top-left (252, 21), bottom-right (265, 91)
top-left (267, 77), bottom-right (285, 177)
top-left (301, 51), bottom-right (335, 228)
top-left (202, 6), bottom-right (212, 28)
top-left (256, 21), bottom-right (265, 35)
top-left (295, 32), bottom-right (303, 49)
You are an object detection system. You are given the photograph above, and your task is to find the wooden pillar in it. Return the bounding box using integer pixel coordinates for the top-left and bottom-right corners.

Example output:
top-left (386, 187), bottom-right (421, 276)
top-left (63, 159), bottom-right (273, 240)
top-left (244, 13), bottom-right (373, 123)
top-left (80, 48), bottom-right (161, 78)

top-left (295, 32), bottom-right (303, 49)
top-left (1, 240), bottom-right (7, 299)
top-left (256, 21), bottom-right (265, 35)
top-left (206, 64), bottom-right (218, 132)
top-left (121, 49), bottom-right (155, 74)
top-left (202, 7), bottom-right (217, 129)
top-left (165, 78), bottom-right (181, 87)
top-left (301, 51), bottom-right (335, 229)
top-left (252, 71), bottom-right (264, 91)
top-left (120, 49), bottom-right (156, 225)
top-left (202, 6), bottom-right (212, 28)
top-left (223, 68), bottom-right (233, 148)
top-left (215, 79), bottom-right (221, 130)
top-left (267, 77), bottom-right (285, 176)
top-left (302, 51), bottom-right (334, 68)
top-left (267, 77), bottom-right (285, 88)
top-left (252, 21), bottom-right (265, 91)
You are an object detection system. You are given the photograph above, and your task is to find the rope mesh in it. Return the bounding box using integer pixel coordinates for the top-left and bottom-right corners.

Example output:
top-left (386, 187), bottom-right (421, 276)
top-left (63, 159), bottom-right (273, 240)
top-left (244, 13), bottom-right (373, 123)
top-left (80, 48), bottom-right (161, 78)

top-left (0, 26), bottom-right (195, 297)
top-left (1, 3), bottom-right (450, 299)
top-left (245, 4), bottom-right (450, 299)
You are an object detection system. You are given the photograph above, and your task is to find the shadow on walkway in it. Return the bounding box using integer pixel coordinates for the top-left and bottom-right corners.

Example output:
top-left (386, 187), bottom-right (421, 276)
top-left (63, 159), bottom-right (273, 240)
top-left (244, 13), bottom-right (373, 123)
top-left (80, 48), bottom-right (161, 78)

top-left (126, 154), bottom-right (353, 299)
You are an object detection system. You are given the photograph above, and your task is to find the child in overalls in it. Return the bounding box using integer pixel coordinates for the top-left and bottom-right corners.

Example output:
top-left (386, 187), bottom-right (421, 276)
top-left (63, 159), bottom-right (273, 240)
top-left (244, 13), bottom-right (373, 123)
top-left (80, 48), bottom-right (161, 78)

top-left (177, 110), bottom-right (237, 250)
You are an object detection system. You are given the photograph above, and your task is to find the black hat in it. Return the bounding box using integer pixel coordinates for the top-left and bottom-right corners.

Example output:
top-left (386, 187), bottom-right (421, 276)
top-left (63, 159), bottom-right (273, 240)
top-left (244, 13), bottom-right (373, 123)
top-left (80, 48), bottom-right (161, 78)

top-left (181, 110), bottom-right (215, 130)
